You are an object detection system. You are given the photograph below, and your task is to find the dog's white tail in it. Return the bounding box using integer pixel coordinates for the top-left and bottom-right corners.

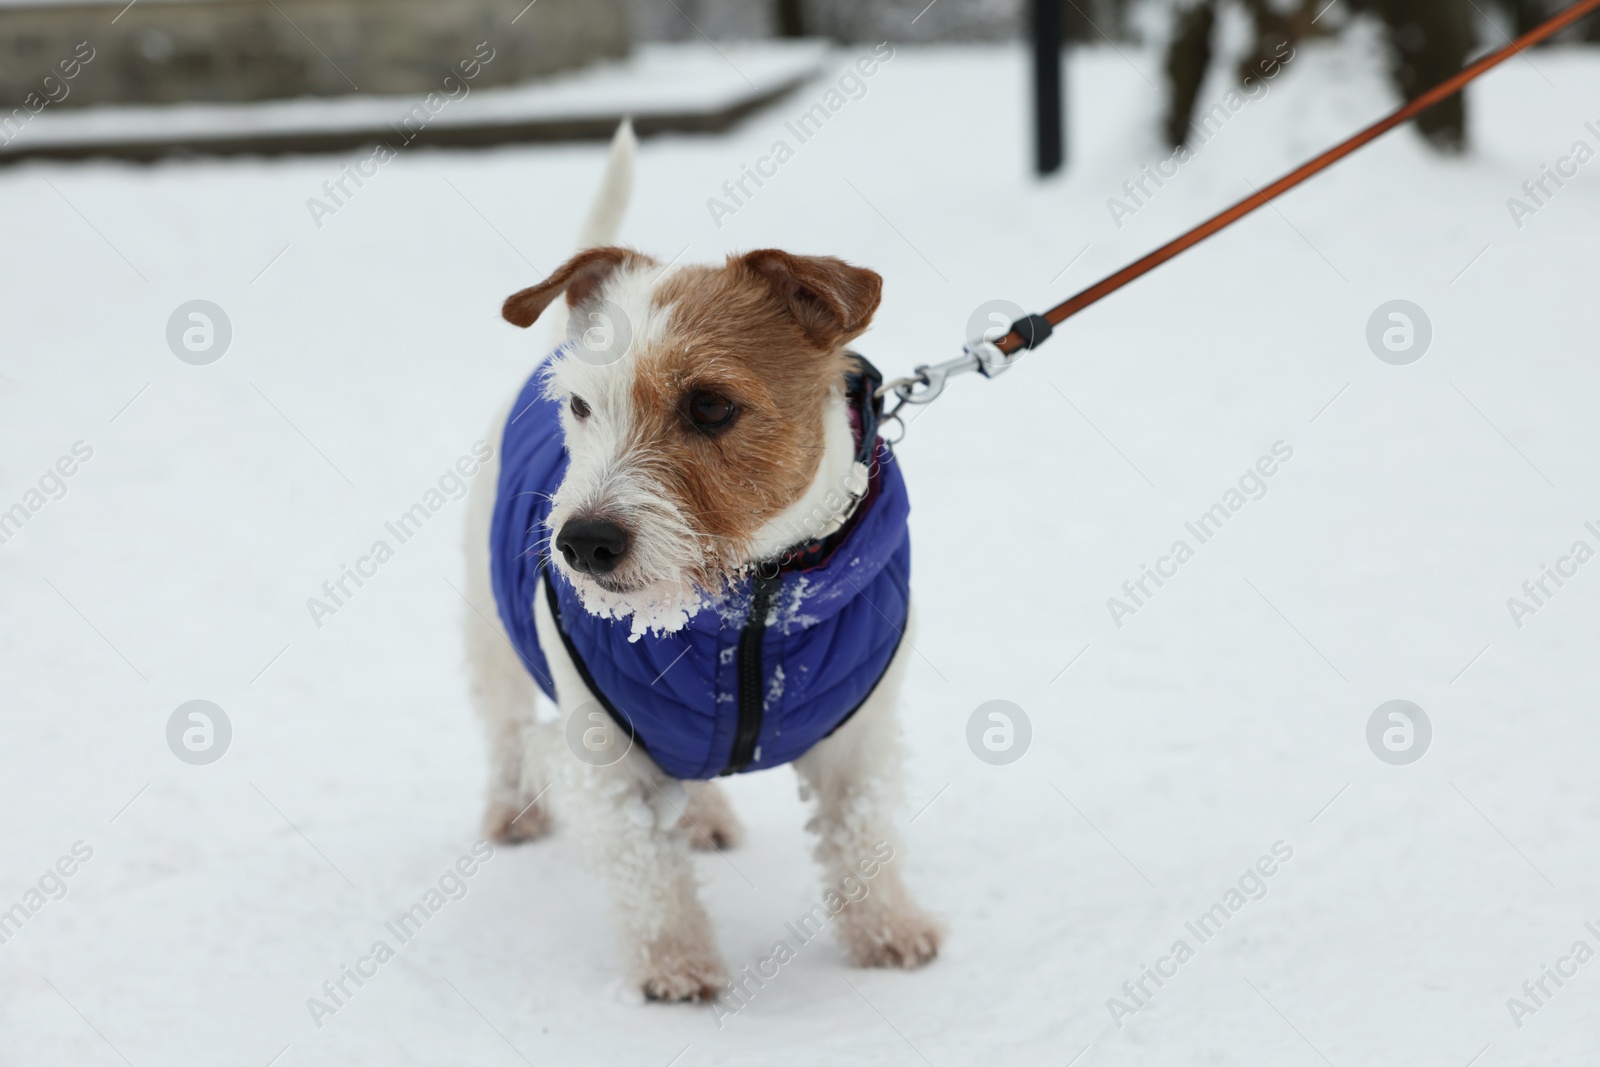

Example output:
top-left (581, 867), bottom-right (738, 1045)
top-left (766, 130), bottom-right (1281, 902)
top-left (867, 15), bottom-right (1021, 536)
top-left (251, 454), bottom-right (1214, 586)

top-left (578, 119), bottom-right (635, 251)
top-left (549, 119), bottom-right (635, 345)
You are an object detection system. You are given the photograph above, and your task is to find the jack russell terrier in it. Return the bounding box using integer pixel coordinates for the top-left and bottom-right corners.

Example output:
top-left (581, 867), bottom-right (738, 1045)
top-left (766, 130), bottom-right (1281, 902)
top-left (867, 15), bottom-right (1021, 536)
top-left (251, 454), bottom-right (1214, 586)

top-left (463, 121), bottom-right (940, 1001)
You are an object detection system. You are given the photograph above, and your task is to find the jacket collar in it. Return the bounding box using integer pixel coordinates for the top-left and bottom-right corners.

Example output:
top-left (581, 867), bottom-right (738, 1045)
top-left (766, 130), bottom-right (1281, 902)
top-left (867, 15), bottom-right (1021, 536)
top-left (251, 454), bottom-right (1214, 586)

top-left (772, 354), bottom-right (885, 573)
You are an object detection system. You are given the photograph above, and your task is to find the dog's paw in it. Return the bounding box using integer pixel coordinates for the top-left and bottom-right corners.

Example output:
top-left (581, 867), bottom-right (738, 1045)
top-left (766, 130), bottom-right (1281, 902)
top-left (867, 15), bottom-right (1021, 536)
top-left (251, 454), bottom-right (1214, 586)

top-left (841, 909), bottom-right (943, 970)
top-left (639, 942), bottom-right (728, 1002)
top-left (481, 797), bottom-right (552, 844)
top-left (680, 782), bottom-right (743, 851)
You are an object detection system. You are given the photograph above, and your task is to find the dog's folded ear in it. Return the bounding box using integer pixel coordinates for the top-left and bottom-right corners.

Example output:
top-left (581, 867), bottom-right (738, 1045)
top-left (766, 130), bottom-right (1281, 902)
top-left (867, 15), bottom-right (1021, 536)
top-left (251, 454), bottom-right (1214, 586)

top-left (735, 250), bottom-right (883, 348)
top-left (502, 246), bottom-right (651, 328)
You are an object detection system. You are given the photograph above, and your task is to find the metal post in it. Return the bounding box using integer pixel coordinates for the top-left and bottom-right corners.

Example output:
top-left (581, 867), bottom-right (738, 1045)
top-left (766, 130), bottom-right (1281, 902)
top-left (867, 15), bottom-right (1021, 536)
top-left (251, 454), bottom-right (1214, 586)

top-left (1032, 0), bottom-right (1064, 174)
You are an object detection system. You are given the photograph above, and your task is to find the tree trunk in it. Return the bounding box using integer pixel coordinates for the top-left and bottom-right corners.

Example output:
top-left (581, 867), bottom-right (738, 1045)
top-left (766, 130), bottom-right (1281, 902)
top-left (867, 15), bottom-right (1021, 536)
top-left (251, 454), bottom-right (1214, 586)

top-left (1163, 1), bottom-right (1217, 148)
top-left (1368, 0), bottom-right (1474, 151)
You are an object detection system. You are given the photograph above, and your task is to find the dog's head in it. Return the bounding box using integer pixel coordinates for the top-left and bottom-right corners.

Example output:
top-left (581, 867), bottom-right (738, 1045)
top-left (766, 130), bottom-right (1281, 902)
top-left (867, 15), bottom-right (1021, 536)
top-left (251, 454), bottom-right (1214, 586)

top-left (503, 246), bottom-right (882, 629)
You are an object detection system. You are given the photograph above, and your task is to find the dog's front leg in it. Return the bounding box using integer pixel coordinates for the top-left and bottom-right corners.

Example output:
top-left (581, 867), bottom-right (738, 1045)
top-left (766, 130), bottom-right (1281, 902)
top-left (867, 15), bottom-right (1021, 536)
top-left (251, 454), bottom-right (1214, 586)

top-left (793, 619), bottom-right (943, 968)
top-left (534, 583), bottom-right (728, 1001)
top-left (463, 426), bottom-right (552, 845)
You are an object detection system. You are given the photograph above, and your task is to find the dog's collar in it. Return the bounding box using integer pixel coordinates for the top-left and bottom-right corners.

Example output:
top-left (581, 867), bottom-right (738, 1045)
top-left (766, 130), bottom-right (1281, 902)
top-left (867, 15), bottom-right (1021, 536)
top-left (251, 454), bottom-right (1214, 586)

top-left (846, 353), bottom-right (886, 467)
top-left (770, 354), bottom-right (886, 573)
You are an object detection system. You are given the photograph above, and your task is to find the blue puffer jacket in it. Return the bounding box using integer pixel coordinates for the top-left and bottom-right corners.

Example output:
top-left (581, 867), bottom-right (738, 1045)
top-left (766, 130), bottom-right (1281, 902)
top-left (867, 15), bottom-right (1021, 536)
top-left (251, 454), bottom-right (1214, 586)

top-left (488, 353), bottom-right (911, 780)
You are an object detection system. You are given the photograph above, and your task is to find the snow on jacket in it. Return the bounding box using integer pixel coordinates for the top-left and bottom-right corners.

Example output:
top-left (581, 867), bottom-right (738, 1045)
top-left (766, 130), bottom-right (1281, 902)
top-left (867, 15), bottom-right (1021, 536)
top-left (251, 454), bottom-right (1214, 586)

top-left (488, 352), bottom-right (911, 780)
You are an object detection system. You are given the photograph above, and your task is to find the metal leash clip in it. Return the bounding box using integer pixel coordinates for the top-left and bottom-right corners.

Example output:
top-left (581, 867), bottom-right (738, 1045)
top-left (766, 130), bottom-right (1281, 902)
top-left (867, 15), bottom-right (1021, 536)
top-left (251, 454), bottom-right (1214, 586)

top-left (875, 338), bottom-right (1026, 442)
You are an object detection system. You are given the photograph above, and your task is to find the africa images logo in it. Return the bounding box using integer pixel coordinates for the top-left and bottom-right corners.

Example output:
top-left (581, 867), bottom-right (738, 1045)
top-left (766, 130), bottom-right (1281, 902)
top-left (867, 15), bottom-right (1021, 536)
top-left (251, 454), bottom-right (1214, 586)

top-left (1105, 841), bottom-right (1294, 1028)
top-left (705, 43), bottom-right (895, 229)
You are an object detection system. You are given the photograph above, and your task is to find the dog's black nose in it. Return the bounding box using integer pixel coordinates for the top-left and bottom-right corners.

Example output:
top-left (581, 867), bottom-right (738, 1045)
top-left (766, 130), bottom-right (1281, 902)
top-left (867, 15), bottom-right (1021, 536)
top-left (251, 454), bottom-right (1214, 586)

top-left (556, 518), bottom-right (630, 575)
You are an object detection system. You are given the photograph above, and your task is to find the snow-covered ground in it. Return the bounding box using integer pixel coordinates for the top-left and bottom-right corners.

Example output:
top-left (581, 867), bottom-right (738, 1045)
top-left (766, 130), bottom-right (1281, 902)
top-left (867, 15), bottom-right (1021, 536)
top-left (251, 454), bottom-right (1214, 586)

top-left (4, 32), bottom-right (1600, 1067)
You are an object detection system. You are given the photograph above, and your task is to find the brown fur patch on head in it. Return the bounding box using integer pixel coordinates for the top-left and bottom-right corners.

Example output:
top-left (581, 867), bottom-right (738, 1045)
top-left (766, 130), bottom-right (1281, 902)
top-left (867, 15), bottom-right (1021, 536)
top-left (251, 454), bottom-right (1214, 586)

top-left (628, 251), bottom-right (882, 580)
top-left (502, 246), bottom-right (655, 328)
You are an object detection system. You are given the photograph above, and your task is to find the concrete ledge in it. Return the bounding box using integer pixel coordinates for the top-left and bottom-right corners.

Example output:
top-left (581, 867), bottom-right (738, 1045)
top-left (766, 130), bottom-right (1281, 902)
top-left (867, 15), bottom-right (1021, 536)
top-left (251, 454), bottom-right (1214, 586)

top-left (0, 0), bottom-right (628, 106)
top-left (0, 42), bottom-right (830, 164)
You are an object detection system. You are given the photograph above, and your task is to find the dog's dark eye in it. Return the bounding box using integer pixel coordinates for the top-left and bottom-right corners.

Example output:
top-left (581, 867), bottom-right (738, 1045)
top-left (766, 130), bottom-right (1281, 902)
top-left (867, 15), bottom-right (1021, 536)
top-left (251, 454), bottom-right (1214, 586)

top-left (686, 391), bottom-right (736, 432)
top-left (569, 395), bottom-right (591, 420)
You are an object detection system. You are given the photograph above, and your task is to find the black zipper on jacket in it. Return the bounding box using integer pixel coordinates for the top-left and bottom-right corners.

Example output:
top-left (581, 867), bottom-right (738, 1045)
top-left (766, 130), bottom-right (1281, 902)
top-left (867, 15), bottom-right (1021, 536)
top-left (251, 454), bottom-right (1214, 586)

top-left (721, 570), bottom-right (782, 775)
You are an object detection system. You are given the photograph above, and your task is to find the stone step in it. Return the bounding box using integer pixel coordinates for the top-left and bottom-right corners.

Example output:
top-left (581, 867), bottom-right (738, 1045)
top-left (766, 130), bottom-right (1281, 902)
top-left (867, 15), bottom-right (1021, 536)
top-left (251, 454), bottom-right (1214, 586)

top-left (0, 41), bottom-right (829, 164)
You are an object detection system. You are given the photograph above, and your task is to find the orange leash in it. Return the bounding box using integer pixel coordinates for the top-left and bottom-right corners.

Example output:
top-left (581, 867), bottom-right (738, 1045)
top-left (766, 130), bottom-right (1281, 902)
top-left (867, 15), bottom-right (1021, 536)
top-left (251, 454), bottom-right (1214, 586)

top-left (990, 0), bottom-right (1600, 357)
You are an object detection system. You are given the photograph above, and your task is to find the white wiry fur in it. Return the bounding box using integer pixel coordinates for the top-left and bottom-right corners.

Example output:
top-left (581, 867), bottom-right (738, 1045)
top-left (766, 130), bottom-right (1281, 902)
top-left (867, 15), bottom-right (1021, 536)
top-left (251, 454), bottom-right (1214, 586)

top-left (463, 120), bottom-right (940, 1002)
top-left (540, 264), bottom-right (710, 637)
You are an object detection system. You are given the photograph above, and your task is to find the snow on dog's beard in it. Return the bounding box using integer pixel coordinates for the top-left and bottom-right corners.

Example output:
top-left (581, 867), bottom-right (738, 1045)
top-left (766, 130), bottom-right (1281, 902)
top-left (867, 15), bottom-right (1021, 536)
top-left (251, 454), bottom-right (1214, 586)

top-left (502, 245), bottom-right (883, 638)
top-left (541, 339), bottom-right (708, 637)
